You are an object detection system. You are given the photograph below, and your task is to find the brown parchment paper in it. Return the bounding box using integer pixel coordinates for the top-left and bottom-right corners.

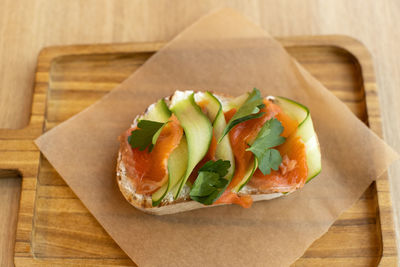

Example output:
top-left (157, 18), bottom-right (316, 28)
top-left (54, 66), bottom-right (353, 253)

top-left (35, 8), bottom-right (398, 267)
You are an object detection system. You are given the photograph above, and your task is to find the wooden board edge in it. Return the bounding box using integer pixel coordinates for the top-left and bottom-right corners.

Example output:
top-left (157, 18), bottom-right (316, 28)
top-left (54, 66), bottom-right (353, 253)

top-left (12, 41), bottom-right (170, 264)
top-left (289, 35), bottom-right (397, 266)
top-left (14, 257), bottom-right (134, 266)
top-left (327, 36), bottom-right (398, 266)
top-left (37, 41), bottom-right (166, 62)
top-left (12, 58), bottom-right (50, 260)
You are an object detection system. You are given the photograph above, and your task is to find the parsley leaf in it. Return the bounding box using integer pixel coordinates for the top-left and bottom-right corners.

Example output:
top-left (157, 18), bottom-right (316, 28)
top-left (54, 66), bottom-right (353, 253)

top-left (189, 160), bottom-right (231, 205)
top-left (199, 159), bottom-right (231, 177)
top-left (218, 88), bottom-right (265, 143)
top-left (128, 120), bottom-right (169, 152)
top-left (246, 118), bottom-right (286, 175)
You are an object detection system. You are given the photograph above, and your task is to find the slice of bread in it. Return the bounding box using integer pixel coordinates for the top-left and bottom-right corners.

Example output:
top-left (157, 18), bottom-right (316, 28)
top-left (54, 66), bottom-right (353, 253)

top-left (116, 91), bottom-right (285, 215)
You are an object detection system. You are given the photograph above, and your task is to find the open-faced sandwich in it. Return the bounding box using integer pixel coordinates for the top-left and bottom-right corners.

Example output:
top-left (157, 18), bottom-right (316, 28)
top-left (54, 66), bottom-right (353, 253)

top-left (117, 89), bottom-right (321, 215)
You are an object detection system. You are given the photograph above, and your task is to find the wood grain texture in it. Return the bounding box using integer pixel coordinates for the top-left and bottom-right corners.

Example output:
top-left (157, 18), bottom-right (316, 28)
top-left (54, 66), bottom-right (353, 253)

top-left (0, 178), bottom-right (20, 267)
top-left (0, 36), bottom-right (393, 266)
top-left (1, 1), bottom-right (400, 266)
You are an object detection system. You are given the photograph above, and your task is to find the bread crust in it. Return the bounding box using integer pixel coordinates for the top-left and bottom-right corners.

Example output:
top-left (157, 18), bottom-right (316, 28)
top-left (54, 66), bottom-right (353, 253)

top-left (116, 91), bottom-right (285, 215)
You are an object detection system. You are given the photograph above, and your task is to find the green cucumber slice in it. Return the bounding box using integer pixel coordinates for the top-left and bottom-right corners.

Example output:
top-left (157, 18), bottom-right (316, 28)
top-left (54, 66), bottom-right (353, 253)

top-left (152, 136), bottom-right (188, 206)
top-left (141, 98), bottom-right (171, 122)
top-left (196, 92), bottom-right (236, 180)
top-left (170, 93), bottom-right (213, 199)
top-left (197, 92), bottom-right (220, 123)
top-left (233, 158), bottom-right (258, 193)
top-left (221, 92), bottom-right (259, 193)
top-left (223, 92), bottom-right (249, 112)
top-left (275, 96), bottom-right (321, 182)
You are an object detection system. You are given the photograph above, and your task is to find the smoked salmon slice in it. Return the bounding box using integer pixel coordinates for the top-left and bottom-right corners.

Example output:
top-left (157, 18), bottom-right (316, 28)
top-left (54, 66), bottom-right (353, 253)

top-left (216, 99), bottom-right (307, 207)
top-left (120, 115), bottom-right (183, 194)
top-left (249, 134), bottom-right (308, 193)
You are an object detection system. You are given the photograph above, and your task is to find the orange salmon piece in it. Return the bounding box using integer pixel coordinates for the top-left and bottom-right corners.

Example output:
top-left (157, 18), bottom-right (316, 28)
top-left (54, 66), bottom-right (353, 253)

top-left (120, 115), bottom-right (183, 194)
top-left (249, 134), bottom-right (308, 193)
top-left (216, 99), bottom-right (305, 207)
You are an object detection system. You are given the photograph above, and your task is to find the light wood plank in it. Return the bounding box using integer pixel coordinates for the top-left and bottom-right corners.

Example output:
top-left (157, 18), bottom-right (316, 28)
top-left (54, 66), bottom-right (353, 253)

top-left (0, 178), bottom-right (21, 267)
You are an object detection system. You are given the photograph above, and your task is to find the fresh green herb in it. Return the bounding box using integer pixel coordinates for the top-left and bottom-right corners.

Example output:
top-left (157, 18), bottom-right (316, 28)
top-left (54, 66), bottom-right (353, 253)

top-left (198, 159), bottom-right (231, 177)
top-left (128, 120), bottom-right (169, 152)
top-left (218, 88), bottom-right (265, 143)
top-left (189, 160), bottom-right (231, 205)
top-left (246, 118), bottom-right (286, 175)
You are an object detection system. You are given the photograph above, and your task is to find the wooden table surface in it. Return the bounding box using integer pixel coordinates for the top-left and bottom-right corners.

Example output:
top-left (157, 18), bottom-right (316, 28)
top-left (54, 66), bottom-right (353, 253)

top-left (1, 1), bottom-right (399, 266)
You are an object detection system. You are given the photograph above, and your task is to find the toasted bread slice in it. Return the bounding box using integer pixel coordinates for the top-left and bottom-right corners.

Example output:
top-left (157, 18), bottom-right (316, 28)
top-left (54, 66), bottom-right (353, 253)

top-left (117, 153), bottom-right (284, 215)
top-left (116, 91), bottom-right (286, 215)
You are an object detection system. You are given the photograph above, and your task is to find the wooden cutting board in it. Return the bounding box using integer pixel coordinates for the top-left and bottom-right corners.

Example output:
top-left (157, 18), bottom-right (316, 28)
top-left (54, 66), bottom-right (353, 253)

top-left (0, 35), bottom-right (396, 266)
